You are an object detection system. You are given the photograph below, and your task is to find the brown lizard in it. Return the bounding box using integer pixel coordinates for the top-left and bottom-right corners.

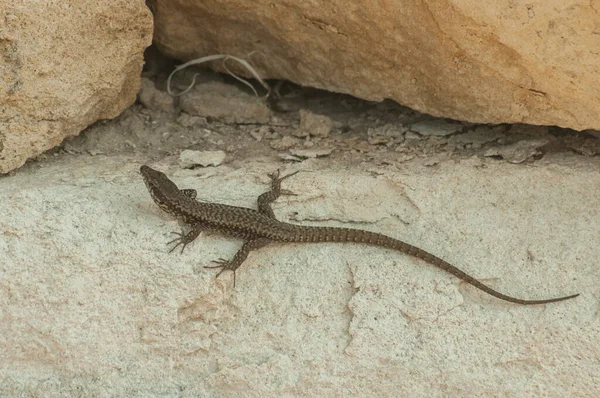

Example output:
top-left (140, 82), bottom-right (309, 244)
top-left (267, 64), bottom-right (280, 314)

top-left (140, 165), bottom-right (579, 305)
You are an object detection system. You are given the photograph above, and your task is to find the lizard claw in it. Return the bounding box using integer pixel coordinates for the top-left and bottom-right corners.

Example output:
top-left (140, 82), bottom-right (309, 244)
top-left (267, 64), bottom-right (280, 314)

top-left (204, 258), bottom-right (237, 286)
top-left (279, 188), bottom-right (297, 196)
top-left (269, 169), bottom-right (299, 186)
top-left (167, 231), bottom-right (189, 254)
top-left (275, 169), bottom-right (299, 183)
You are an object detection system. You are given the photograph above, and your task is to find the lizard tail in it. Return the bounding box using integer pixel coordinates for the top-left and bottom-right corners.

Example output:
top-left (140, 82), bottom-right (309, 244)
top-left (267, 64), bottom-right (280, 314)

top-left (289, 225), bottom-right (578, 305)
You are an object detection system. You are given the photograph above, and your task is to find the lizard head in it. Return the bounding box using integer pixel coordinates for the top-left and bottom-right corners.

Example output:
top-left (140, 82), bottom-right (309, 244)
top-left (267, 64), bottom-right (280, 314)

top-left (140, 165), bottom-right (181, 214)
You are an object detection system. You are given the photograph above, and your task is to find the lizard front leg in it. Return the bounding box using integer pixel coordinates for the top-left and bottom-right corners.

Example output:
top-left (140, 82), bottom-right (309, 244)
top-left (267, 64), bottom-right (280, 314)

top-left (167, 222), bottom-right (206, 254)
top-left (205, 237), bottom-right (272, 286)
top-left (257, 169), bottom-right (298, 218)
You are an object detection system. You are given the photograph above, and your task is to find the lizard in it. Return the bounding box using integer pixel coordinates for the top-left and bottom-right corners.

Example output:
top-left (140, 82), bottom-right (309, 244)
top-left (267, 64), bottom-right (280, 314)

top-left (139, 165), bottom-right (579, 305)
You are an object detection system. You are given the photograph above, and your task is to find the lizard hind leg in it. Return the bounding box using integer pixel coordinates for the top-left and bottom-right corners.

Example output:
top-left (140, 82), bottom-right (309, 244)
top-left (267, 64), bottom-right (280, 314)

top-left (204, 237), bottom-right (272, 286)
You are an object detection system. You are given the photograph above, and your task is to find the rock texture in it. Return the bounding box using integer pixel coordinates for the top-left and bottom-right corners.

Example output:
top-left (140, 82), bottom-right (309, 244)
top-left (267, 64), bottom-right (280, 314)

top-left (151, 0), bottom-right (600, 131)
top-left (1, 156), bottom-right (598, 396)
top-left (0, 1), bottom-right (153, 173)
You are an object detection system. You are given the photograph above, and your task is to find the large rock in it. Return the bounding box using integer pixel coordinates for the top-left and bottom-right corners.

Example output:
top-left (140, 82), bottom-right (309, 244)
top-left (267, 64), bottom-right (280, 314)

top-left (1, 157), bottom-right (597, 396)
top-left (151, 0), bottom-right (600, 131)
top-left (0, 1), bottom-right (153, 173)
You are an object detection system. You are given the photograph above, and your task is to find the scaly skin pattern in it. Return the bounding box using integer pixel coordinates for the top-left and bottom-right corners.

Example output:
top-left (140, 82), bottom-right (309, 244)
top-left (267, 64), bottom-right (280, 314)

top-left (140, 165), bottom-right (579, 305)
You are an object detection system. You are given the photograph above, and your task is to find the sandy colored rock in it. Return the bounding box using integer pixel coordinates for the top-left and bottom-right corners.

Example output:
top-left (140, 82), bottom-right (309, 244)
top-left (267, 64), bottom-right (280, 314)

top-left (1, 156), bottom-right (598, 396)
top-left (138, 77), bottom-right (175, 112)
top-left (484, 138), bottom-right (548, 163)
top-left (178, 81), bottom-right (272, 124)
top-left (178, 149), bottom-right (227, 168)
top-left (0, 1), bottom-right (153, 173)
top-left (296, 109), bottom-right (333, 138)
top-left (150, 0), bottom-right (600, 131)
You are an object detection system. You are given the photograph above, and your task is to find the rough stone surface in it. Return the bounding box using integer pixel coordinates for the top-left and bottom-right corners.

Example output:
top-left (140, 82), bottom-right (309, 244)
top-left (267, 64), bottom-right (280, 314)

top-left (138, 77), bottom-right (175, 112)
top-left (0, 1), bottom-right (153, 173)
top-left (1, 155), bottom-right (598, 396)
top-left (3, 68), bottom-right (600, 395)
top-left (179, 149), bottom-right (227, 168)
top-left (178, 81), bottom-right (272, 124)
top-left (410, 119), bottom-right (465, 137)
top-left (296, 109), bottom-right (333, 138)
top-left (150, 0), bottom-right (600, 131)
